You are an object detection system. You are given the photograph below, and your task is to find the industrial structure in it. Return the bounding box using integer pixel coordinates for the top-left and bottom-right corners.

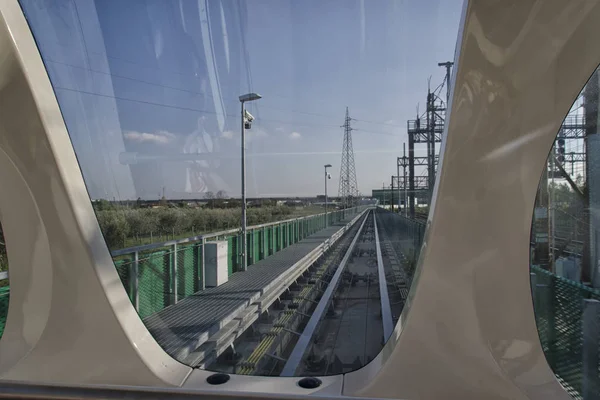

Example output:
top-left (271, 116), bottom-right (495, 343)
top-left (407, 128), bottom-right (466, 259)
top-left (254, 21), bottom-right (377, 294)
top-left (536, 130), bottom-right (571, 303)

top-left (338, 107), bottom-right (360, 209)
top-left (372, 62), bottom-right (452, 217)
top-left (531, 76), bottom-right (589, 282)
top-left (374, 60), bottom-right (594, 287)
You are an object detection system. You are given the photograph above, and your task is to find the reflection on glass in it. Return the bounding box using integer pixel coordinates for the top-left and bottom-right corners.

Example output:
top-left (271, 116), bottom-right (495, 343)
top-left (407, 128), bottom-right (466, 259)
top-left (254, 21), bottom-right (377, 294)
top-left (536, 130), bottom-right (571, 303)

top-left (19, 0), bottom-right (460, 375)
top-left (530, 69), bottom-right (600, 399)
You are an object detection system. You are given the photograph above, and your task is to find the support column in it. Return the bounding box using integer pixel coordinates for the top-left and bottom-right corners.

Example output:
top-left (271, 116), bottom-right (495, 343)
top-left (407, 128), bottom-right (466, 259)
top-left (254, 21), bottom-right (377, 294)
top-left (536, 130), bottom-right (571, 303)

top-left (585, 71), bottom-right (599, 285)
top-left (409, 129), bottom-right (416, 218)
top-left (533, 165), bottom-right (550, 270)
top-left (588, 134), bottom-right (600, 287)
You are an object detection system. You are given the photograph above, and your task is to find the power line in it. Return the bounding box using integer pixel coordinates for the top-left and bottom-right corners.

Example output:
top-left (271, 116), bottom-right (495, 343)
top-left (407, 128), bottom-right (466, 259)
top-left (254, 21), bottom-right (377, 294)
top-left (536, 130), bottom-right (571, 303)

top-left (54, 86), bottom-right (232, 117)
top-left (352, 118), bottom-right (404, 128)
top-left (48, 58), bottom-right (408, 135)
top-left (48, 59), bottom-right (399, 129)
top-left (53, 86), bottom-right (400, 138)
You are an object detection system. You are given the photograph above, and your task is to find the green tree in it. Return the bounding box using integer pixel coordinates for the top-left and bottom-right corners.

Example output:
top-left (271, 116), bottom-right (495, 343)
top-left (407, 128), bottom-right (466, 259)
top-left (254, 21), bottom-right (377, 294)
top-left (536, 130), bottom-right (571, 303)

top-left (97, 211), bottom-right (130, 249)
top-left (205, 191), bottom-right (215, 208)
top-left (94, 199), bottom-right (113, 211)
top-left (158, 209), bottom-right (178, 238)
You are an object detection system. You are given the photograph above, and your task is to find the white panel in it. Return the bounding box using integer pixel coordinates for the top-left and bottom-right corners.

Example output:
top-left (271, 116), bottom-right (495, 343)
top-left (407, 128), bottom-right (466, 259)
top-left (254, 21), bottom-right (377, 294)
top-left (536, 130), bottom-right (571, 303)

top-left (204, 241), bottom-right (228, 287)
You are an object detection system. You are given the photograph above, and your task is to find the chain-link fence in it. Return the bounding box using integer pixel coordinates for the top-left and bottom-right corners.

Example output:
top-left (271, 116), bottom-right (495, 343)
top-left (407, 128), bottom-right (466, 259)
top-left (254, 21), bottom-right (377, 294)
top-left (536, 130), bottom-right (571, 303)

top-left (531, 265), bottom-right (600, 399)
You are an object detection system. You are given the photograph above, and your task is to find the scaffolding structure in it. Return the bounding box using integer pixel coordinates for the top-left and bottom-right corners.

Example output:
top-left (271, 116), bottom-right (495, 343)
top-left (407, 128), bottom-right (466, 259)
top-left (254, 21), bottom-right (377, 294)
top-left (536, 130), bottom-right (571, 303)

top-left (395, 63), bottom-right (451, 218)
top-left (532, 80), bottom-right (591, 284)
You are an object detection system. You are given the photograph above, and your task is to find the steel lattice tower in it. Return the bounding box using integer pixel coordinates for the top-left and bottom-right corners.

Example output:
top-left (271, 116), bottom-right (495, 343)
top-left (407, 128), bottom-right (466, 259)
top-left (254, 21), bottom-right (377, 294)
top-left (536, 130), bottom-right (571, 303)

top-left (338, 107), bottom-right (359, 208)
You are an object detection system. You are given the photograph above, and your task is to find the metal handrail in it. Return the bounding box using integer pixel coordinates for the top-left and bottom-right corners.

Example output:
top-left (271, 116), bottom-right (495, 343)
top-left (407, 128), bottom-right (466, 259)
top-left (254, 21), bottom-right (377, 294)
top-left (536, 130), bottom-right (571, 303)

top-left (111, 207), bottom-right (359, 257)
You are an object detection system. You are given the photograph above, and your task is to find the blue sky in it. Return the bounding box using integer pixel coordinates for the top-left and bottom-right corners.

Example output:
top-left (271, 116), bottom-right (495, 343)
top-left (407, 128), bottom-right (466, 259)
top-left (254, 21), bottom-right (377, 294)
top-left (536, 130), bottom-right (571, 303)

top-left (20, 0), bottom-right (463, 199)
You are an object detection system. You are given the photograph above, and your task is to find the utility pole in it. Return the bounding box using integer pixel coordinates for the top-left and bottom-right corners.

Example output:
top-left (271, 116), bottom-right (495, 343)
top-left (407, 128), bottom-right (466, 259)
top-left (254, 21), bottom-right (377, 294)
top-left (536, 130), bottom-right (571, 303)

top-left (438, 61), bottom-right (454, 104)
top-left (239, 92), bottom-right (262, 272)
top-left (390, 175), bottom-right (395, 213)
top-left (427, 85), bottom-right (436, 203)
top-left (324, 164), bottom-right (332, 227)
top-left (585, 70), bottom-right (599, 285)
top-left (397, 153), bottom-right (401, 215)
top-left (409, 121), bottom-right (416, 218)
top-left (549, 145), bottom-right (556, 273)
top-left (403, 143), bottom-right (408, 216)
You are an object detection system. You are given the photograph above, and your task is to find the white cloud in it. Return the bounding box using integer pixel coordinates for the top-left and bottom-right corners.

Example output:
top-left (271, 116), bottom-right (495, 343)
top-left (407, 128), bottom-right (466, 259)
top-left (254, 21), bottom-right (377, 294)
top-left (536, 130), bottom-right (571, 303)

top-left (124, 130), bottom-right (175, 144)
top-left (289, 131), bottom-right (302, 140)
top-left (221, 130), bottom-right (234, 139)
top-left (275, 126), bottom-right (285, 133)
top-left (247, 127), bottom-right (268, 142)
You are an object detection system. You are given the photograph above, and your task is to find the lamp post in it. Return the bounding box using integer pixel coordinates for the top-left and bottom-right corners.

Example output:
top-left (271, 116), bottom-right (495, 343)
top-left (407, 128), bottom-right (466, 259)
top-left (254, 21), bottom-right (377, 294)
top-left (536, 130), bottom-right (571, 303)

top-left (324, 164), bottom-right (332, 227)
top-left (239, 92), bottom-right (262, 272)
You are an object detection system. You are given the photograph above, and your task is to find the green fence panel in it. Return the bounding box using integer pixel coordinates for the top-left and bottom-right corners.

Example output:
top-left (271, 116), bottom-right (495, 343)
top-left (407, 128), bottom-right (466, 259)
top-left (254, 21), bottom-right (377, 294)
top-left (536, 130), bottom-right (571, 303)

top-left (227, 236), bottom-right (236, 275)
top-left (272, 226), bottom-right (276, 252)
top-left (294, 221), bottom-right (298, 243)
top-left (531, 266), bottom-right (600, 399)
top-left (245, 233), bottom-right (251, 266)
top-left (0, 286), bottom-right (8, 339)
top-left (109, 207), bottom-right (369, 321)
top-left (253, 230), bottom-right (261, 262)
top-left (177, 244), bottom-right (198, 300)
top-left (196, 244), bottom-right (203, 291)
top-left (261, 228), bottom-right (268, 260)
top-left (282, 223), bottom-right (286, 248)
top-left (277, 225), bottom-right (283, 251)
top-left (294, 221), bottom-right (297, 243)
top-left (138, 249), bottom-right (170, 319)
top-left (113, 256), bottom-right (133, 301)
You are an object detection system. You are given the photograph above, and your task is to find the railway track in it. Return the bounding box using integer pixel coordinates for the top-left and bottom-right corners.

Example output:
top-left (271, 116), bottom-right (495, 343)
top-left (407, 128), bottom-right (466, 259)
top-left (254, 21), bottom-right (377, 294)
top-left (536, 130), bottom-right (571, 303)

top-left (281, 209), bottom-right (412, 376)
top-left (208, 211), bottom-right (370, 376)
top-left (208, 208), bottom-right (415, 377)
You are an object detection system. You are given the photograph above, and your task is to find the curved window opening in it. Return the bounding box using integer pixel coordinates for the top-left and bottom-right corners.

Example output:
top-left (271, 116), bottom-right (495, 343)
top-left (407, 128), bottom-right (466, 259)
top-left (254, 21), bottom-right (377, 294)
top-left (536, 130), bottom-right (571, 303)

top-left (530, 68), bottom-right (600, 399)
top-left (18, 0), bottom-right (461, 376)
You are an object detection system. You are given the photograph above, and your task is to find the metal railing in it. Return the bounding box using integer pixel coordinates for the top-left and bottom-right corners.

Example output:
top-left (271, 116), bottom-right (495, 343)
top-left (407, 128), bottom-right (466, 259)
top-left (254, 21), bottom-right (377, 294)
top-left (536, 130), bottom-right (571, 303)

top-left (376, 207), bottom-right (426, 251)
top-left (0, 208), bottom-right (365, 336)
top-left (531, 266), bottom-right (600, 399)
top-left (110, 207), bottom-right (366, 319)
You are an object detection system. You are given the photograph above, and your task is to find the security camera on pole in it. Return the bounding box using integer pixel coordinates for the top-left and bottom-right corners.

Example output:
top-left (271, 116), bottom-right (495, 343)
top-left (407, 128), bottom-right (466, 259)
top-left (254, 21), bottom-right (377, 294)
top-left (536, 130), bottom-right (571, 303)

top-left (239, 92), bottom-right (262, 272)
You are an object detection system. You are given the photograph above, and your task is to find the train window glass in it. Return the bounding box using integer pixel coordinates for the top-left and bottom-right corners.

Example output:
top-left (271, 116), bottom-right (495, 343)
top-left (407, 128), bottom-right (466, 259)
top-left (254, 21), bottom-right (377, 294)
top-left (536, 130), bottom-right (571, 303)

top-left (530, 69), bottom-right (600, 398)
top-left (18, 0), bottom-right (461, 376)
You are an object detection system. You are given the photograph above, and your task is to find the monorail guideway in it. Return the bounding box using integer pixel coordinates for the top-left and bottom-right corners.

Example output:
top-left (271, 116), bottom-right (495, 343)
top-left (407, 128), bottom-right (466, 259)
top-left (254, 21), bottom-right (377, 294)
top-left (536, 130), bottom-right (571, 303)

top-left (206, 209), bottom-right (414, 377)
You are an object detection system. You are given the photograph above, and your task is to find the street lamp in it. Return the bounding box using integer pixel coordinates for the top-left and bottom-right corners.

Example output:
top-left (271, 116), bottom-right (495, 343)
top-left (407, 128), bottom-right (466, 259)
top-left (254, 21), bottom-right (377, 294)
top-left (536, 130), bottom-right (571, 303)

top-left (324, 164), bottom-right (332, 227)
top-left (239, 92), bottom-right (262, 272)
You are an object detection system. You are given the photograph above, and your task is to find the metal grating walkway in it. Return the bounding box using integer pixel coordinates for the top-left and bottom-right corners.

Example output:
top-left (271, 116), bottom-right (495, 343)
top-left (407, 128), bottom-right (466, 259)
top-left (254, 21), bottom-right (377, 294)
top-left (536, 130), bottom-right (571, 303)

top-left (144, 215), bottom-right (363, 364)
